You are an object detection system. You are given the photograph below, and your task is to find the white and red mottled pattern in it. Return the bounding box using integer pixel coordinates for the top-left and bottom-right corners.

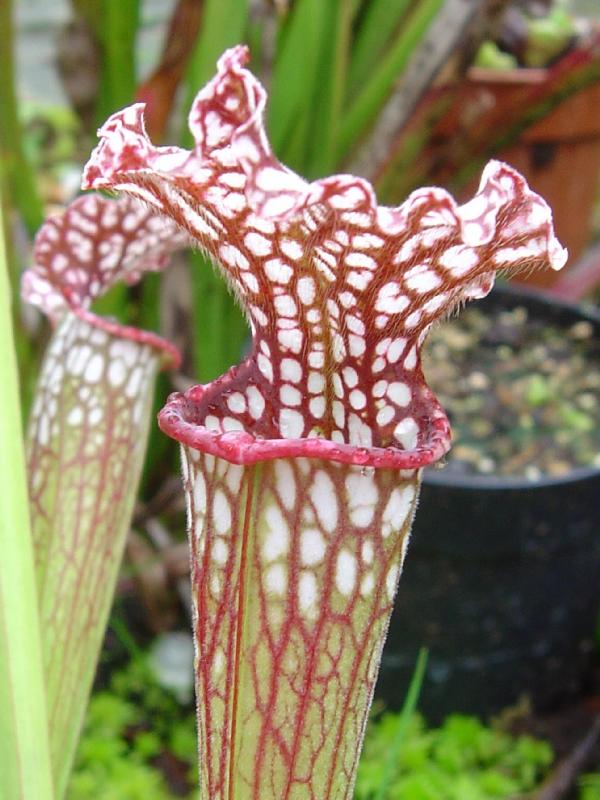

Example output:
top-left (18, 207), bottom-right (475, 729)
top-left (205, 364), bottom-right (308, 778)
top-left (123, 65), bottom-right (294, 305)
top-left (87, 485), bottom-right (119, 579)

top-left (22, 193), bottom-right (189, 367)
top-left (82, 45), bottom-right (566, 800)
top-left (22, 191), bottom-right (190, 795)
top-left (27, 314), bottom-right (160, 792)
top-left (82, 45), bottom-right (566, 468)
top-left (182, 449), bottom-right (418, 800)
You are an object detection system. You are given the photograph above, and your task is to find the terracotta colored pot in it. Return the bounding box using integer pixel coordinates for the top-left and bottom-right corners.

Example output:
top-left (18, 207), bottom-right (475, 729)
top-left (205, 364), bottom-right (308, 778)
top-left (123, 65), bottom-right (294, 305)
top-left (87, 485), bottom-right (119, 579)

top-left (458, 70), bottom-right (600, 290)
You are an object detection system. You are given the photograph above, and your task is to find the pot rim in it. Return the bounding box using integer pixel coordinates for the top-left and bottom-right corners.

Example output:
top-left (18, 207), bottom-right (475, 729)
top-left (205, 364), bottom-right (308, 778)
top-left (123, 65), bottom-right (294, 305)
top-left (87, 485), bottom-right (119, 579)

top-left (424, 282), bottom-right (600, 491)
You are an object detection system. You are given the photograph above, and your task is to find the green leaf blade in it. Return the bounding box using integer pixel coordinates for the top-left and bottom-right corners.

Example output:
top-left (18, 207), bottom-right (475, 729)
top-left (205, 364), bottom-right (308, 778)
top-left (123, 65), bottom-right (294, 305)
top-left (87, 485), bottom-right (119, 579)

top-left (0, 191), bottom-right (54, 800)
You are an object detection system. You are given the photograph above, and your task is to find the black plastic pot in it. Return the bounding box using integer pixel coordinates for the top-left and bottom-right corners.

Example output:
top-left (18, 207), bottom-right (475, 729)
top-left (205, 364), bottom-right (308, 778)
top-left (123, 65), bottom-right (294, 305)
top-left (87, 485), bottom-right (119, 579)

top-left (376, 286), bottom-right (600, 722)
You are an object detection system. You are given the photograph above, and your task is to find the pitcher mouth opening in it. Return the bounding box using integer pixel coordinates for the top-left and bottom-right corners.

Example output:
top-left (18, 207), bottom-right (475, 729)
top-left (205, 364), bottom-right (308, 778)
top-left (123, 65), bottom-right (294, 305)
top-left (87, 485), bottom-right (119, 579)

top-left (158, 379), bottom-right (451, 469)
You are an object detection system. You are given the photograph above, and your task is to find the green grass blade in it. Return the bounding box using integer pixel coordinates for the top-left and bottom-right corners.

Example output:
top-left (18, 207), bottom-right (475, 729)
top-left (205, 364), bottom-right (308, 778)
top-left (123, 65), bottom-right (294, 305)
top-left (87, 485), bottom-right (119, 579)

top-left (97, 0), bottom-right (141, 122)
top-left (305, 0), bottom-right (353, 177)
top-left (0, 195), bottom-right (54, 800)
top-left (0, 0), bottom-right (44, 236)
top-left (348, 0), bottom-right (411, 92)
top-left (373, 648), bottom-right (428, 800)
top-left (337, 0), bottom-right (443, 161)
top-left (267, 0), bottom-right (329, 168)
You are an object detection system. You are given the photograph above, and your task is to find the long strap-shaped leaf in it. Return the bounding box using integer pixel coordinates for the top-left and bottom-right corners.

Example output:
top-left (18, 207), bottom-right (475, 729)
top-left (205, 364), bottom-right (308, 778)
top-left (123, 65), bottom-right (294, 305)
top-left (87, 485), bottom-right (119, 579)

top-left (0, 197), bottom-right (54, 799)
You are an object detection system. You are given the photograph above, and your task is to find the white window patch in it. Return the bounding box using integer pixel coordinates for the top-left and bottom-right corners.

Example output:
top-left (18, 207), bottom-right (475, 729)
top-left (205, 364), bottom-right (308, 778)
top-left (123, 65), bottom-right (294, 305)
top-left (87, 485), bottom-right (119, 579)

top-left (439, 245), bottom-right (479, 275)
top-left (213, 489), bottom-right (232, 534)
top-left (404, 346), bottom-right (418, 370)
top-left (219, 172), bottom-right (246, 188)
top-left (212, 538), bottom-right (229, 565)
top-left (352, 233), bottom-right (384, 249)
top-left (275, 460), bottom-right (296, 511)
top-left (307, 371), bottom-right (325, 394)
top-left (405, 269), bottom-right (441, 293)
top-left (264, 563), bottom-right (287, 595)
top-left (310, 471), bottom-right (338, 533)
top-left (108, 360), bottom-right (127, 387)
top-left (244, 231), bottom-right (272, 257)
top-left (342, 366), bottom-right (358, 388)
top-left (348, 335), bottom-right (366, 357)
top-left (241, 272), bottom-right (260, 293)
top-left (335, 550), bottom-right (357, 596)
top-left (297, 276), bottom-right (316, 305)
top-left (257, 353), bottom-right (274, 382)
top-left (278, 408), bottom-right (305, 438)
top-left (246, 385), bottom-right (266, 419)
top-left (280, 384), bottom-right (302, 407)
top-left (386, 565), bottom-right (400, 600)
top-left (347, 413), bottom-right (373, 448)
top-left (262, 504), bottom-right (290, 562)
top-left (227, 392), bottom-right (247, 414)
top-left (387, 338), bottom-right (407, 364)
top-left (373, 380), bottom-right (388, 398)
top-left (360, 572), bottom-right (375, 597)
top-left (394, 417), bottom-right (419, 450)
top-left (280, 238), bottom-right (304, 260)
top-left (376, 405), bottom-right (395, 426)
top-left (309, 395), bottom-right (325, 418)
top-left (246, 213), bottom-right (276, 234)
top-left (84, 353), bottom-right (104, 383)
top-left (308, 351), bottom-right (324, 369)
top-left (387, 382), bottom-right (411, 407)
top-left (222, 416), bottom-right (244, 432)
top-left (345, 314), bottom-right (365, 335)
top-left (281, 358), bottom-right (302, 384)
top-left (404, 310), bottom-right (422, 330)
top-left (345, 252), bottom-right (377, 270)
top-left (274, 294), bottom-right (297, 317)
top-left (348, 387), bottom-right (366, 409)
top-left (372, 356), bottom-right (386, 373)
top-left (346, 270), bottom-right (371, 291)
top-left (375, 282), bottom-right (409, 314)
top-left (338, 291), bottom-right (356, 308)
top-left (300, 528), bottom-right (326, 566)
top-left (346, 471), bottom-right (378, 528)
top-left (298, 571), bottom-right (318, 617)
top-left (193, 473), bottom-right (207, 510)
top-left (382, 484), bottom-right (416, 537)
top-left (333, 400), bottom-right (345, 429)
top-left (277, 328), bottom-right (303, 353)
top-left (264, 258), bottom-right (293, 284)
top-left (362, 540), bottom-right (374, 564)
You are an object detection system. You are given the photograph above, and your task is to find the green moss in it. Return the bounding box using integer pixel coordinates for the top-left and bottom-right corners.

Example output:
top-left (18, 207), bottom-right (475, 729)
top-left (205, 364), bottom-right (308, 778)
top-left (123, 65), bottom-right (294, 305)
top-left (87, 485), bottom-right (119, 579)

top-left (69, 656), bottom-right (197, 799)
top-left (355, 712), bottom-right (554, 800)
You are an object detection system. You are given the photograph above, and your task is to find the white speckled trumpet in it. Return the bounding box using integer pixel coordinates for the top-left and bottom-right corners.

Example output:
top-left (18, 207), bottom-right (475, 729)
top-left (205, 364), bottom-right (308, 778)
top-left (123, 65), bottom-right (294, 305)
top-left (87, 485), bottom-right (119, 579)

top-left (82, 46), bottom-right (566, 800)
top-left (22, 194), bottom-right (187, 796)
